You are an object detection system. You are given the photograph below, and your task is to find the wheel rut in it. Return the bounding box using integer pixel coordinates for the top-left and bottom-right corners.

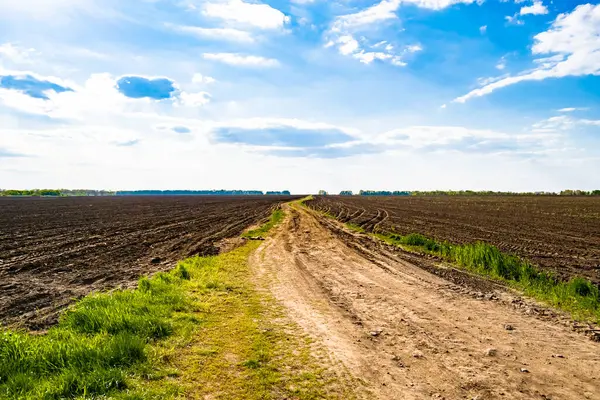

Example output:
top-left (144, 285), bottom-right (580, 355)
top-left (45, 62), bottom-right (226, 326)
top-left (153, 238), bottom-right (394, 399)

top-left (251, 204), bottom-right (600, 400)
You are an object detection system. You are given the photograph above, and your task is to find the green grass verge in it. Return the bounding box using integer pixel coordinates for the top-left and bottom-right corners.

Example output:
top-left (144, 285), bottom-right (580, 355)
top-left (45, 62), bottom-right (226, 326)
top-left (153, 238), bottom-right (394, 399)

top-left (1, 208), bottom-right (342, 399)
top-left (172, 241), bottom-right (351, 399)
top-left (376, 232), bottom-right (600, 323)
top-left (242, 209), bottom-right (284, 239)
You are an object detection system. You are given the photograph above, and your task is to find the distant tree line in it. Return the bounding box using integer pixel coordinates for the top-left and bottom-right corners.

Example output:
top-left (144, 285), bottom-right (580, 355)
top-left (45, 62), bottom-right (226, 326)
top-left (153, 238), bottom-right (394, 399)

top-left (0, 189), bottom-right (116, 197)
top-left (0, 189), bottom-right (293, 197)
top-left (333, 190), bottom-right (600, 196)
top-left (265, 191), bottom-right (292, 195)
top-left (115, 190), bottom-right (292, 196)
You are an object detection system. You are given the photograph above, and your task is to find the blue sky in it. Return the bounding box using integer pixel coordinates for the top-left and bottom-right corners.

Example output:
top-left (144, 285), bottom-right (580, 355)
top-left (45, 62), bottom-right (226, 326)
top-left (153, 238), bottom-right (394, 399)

top-left (0, 0), bottom-right (599, 193)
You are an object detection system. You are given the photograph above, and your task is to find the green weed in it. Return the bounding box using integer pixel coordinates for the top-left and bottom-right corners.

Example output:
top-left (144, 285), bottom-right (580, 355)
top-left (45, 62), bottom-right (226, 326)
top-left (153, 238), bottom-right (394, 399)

top-left (377, 232), bottom-right (600, 323)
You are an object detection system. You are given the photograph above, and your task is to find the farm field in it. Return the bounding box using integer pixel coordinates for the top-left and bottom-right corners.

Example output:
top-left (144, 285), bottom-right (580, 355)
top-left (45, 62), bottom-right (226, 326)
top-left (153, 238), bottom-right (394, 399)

top-left (0, 195), bottom-right (297, 329)
top-left (305, 196), bottom-right (600, 285)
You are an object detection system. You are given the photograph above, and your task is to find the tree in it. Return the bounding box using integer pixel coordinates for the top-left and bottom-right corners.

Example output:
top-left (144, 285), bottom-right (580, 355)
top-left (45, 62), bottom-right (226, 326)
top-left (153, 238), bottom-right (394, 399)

top-left (318, 190), bottom-right (328, 196)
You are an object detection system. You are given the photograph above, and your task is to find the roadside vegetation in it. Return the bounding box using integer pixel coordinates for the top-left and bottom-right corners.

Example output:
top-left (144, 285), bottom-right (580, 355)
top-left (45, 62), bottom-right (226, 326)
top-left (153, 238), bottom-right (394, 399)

top-left (377, 233), bottom-right (600, 323)
top-left (0, 207), bottom-right (337, 400)
top-left (299, 198), bottom-right (600, 323)
top-left (242, 208), bottom-right (285, 239)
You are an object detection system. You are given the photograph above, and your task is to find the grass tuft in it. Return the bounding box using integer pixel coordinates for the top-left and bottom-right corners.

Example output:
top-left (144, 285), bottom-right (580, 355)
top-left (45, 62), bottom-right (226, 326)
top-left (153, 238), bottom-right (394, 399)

top-left (377, 232), bottom-right (600, 323)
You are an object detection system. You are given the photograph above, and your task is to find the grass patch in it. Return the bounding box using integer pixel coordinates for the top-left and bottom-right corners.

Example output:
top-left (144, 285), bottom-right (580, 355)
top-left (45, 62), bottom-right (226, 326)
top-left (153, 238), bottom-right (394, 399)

top-left (345, 223), bottom-right (365, 233)
top-left (1, 207), bottom-right (342, 399)
top-left (0, 269), bottom-right (189, 399)
top-left (173, 233), bottom-right (354, 399)
top-left (377, 232), bottom-right (600, 323)
top-left (242, 208), bottom-right (284, 239)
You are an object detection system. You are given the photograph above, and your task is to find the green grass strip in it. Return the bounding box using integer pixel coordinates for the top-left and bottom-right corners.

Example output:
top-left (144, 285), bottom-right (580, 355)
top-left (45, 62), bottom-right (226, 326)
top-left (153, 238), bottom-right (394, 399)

top-left (376, 232), bottom-right (600, 323)
top-left (1, 207), bottom-right (343, 400)
top-left (242, 209), bottom-right (285, 239)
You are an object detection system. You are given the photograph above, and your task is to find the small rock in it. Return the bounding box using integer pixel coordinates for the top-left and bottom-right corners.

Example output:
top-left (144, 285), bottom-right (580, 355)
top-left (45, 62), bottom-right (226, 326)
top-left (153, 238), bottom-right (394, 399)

top-left (591, 332), bottom-right (600, 342)
top-left (391, 354), bottom-right (405, 367)
top-left (466, 316), bottom-right (472, 321)
top-left (370, 328), bottom-right (384, 337)
top-left (485, 348), bottom-right (497, 357)
top-left (552, 354), bottom-right (565, 359)
top-left (504, 324), bottom-right (515, 331)
top-left (150, 257), bottom-right (161, 264)
top-left (472, 396), bottom-right (483, 400)
top-left (412, 350), bottom-right (424, 358)
top-left (520, 368), bottom-right (530, 373)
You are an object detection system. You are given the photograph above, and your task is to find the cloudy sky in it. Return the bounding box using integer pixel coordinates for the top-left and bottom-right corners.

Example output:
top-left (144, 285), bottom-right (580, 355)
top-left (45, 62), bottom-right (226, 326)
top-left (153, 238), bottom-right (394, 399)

top-left (0, 0), bottom-right (599, 193)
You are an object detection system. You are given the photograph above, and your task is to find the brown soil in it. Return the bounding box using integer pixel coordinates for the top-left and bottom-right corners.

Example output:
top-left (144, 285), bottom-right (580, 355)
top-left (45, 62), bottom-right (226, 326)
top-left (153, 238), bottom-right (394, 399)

top-left (0, 196), bottom-right (297, 329)
top-left (252, 203), bottom-right (600, 399)
top-left (306, 196), bottom-right (600, 285)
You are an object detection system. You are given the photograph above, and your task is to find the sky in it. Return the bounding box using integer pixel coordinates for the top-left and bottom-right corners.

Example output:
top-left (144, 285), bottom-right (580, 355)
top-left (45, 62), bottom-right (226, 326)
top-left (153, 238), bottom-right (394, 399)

top-left (0, 0), bottom-right (599, 193)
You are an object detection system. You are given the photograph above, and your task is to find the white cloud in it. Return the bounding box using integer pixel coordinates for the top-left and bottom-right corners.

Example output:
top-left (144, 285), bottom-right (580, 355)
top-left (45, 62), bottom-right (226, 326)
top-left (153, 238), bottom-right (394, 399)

top-left (0, 43), bottom-right (37, 64)
top-left (505, 14), bottom-right (524, 25)
top-left (337, 36), bottom-right (360, 55)
top-left (202, 0), bottom-right (289, 30)
top-left (520, 0), bottom-right (548, 16)
top-left (178, 91), bottom-right (211, 107)
top-left (496, 56), bottom-right (507, 70)
top-left (557, 107), bottom-right (588, 113)
top-left (203, 53), bottom-right (280, 67)
top-left (167, 24), bottom-right (254, 42)
top-left (326, 0), bottom-right (473, 66)
top-left (532, 115), bottom-right (600, 132)
top-left (455, 4), bottom-right (600, 103)
top-left (333, 0), bottom-right (401, 28)
top-left (192, 73), bottom-right (216, 84)
top-left (480, 25), bottom-right (487, 34)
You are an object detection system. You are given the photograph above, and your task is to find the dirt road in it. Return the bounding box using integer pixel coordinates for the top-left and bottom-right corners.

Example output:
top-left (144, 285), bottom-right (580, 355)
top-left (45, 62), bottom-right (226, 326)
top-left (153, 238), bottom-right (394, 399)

top-left (252, 204), bottom-right (600, 399)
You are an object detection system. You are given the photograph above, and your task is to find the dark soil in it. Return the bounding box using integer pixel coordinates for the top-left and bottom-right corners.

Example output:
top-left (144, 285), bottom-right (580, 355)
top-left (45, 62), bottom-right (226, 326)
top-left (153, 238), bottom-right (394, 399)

top-left (306, 196), bottom-right (600, 286)
top-left (0, 196), bottom-right (298, 329)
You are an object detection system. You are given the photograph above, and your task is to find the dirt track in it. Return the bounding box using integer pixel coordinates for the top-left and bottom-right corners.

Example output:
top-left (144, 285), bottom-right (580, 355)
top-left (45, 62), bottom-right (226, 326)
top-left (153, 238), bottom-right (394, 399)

top-left (306, 196), bottom-right (600, 286)
top-left (253, 204), bottom-right (600, 399)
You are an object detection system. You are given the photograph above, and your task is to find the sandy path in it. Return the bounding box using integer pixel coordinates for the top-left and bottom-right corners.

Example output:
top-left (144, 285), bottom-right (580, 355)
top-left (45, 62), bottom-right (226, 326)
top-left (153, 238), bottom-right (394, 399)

top-left (251, 204), bottom-right (600, 399)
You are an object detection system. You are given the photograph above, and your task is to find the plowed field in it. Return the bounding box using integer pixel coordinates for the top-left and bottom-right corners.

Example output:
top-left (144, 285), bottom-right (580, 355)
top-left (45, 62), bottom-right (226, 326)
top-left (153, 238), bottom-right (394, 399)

top-left (0, 196), bottom-right (297, 329)
top-left (306, 196), bottom-right (600, 285)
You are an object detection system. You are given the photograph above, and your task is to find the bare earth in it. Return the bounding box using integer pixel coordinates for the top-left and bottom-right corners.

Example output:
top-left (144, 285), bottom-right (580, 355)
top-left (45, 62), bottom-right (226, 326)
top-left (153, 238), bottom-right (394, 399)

top-left (252, 204), bottom-right (600, 399)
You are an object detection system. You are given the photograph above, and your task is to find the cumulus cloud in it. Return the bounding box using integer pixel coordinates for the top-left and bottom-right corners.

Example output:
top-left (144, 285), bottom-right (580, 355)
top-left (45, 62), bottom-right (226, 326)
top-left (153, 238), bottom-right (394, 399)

top-left (203, 53), bottom-right (280, 67)
top-left (0, 71), bottom-right (211, 122)
top-left (455, 4), bottom-right (600, 103)
top-left (178, 91), bottom-right (211, 107)
top-left (520, 0), bottom-right (548, 16)
top-left (325, 0), bottom-right (476, 66)
top-left (201, 0), bottom-right (289, 30)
